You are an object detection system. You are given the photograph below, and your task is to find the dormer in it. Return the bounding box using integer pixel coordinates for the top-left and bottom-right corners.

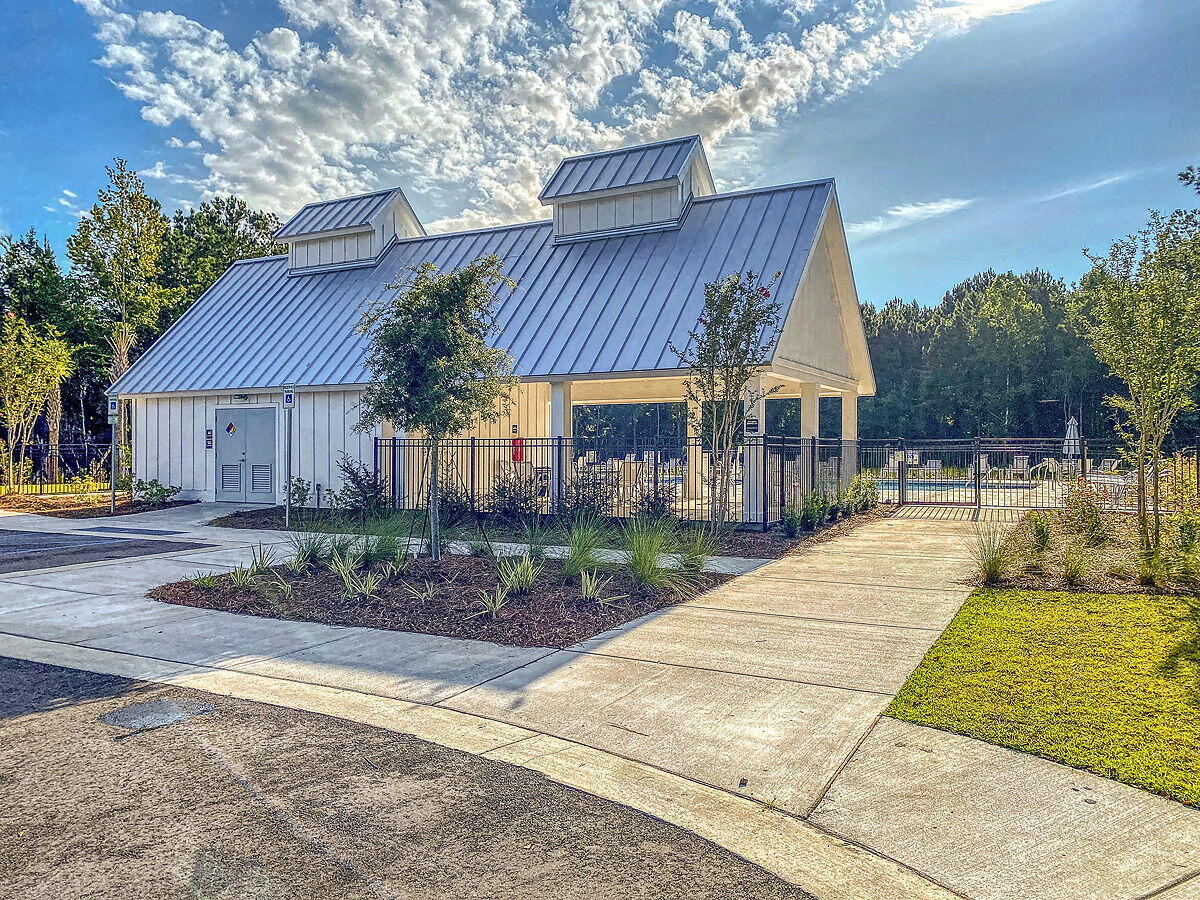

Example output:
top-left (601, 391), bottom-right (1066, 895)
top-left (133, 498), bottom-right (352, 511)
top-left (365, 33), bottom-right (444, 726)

top-left (539, 135), bottom-right (715, 243)
top-left (276, 186), bottom-right (424, 274)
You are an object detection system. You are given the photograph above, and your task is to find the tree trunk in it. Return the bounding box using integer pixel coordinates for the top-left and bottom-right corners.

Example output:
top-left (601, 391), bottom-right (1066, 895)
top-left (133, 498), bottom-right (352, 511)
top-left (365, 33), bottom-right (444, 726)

top-left (1136, 433), bottom-right (1149, 552)
top-left (108, 322), bottom-right (135, 482)
top-left (429, 438), bottom-right (441, 562)
top-left (1151, 440), bottom-right (1162, 552)
top-left (46, 386), bottom-right (63, 482)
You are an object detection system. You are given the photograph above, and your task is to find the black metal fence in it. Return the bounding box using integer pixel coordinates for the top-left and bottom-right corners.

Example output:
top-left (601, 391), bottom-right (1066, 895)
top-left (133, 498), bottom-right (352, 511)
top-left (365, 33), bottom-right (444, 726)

top-left (859, 438), bottom-right (1200, 511)
top-left (375, 436), bottom-right (857, 527)
top-left (376, 434), bottom-right (1200, 525)
top-left (0, 443), bottom-right (112, 495)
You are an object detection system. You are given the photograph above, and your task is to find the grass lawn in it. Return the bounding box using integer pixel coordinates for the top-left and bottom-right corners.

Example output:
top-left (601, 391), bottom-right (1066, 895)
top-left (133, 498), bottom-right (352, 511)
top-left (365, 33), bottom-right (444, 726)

top-left (888, 588), bottom-right (1200, 807)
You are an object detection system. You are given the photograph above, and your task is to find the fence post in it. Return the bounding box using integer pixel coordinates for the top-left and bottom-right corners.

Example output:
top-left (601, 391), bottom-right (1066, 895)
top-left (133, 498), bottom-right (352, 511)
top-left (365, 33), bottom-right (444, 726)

top-left (761, 437), bottom-right (769, 531)
top-left (469, 437), bottom-right (477, 510)
top-left (809, 435), bottom-right (818, 497)
top-left (973, 437), bottom-right (982, 510)
top-left (898, 438), bottom-right (907, 505)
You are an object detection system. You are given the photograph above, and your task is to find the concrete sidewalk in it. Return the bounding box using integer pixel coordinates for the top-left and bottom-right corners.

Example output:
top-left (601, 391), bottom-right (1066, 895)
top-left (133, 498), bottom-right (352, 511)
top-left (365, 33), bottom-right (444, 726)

top-left (1, 505), bottom-right (1197, 900)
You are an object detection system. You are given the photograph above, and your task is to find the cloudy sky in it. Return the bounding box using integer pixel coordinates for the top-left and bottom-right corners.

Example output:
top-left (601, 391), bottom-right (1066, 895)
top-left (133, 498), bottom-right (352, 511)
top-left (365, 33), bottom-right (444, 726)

top-left (4, 0), bottom-right (1197, 302)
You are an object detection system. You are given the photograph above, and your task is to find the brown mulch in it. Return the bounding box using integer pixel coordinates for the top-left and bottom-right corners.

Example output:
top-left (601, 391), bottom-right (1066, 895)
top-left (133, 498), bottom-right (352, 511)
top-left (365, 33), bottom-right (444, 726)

top-left (150, 556), bottom-right (732, 648)
top-left (206, 505), bottom-right (892, 560)
top-left (0, 493), bottom-right (197, 519)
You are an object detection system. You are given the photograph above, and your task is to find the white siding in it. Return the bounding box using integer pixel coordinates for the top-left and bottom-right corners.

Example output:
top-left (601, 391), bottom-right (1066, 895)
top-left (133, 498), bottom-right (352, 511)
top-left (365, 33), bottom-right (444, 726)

top-left (132, 389), bottom-right (381, 505)
top-left (288, 231), bottom-right (376, 270)
top-left (553, 186), bottom-right (681, 238)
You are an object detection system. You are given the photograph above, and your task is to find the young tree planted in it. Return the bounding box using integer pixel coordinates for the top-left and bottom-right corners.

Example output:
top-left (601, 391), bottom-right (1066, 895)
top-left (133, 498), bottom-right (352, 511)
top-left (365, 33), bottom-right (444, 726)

top-left (1076, 211), bottom-right (1200, 552)
top-left (356, 255), bottom-right (518, 560)
top-left (671, 270), bottom-right (782, 527)
top-left (0, 314), bottom-right (73, 490)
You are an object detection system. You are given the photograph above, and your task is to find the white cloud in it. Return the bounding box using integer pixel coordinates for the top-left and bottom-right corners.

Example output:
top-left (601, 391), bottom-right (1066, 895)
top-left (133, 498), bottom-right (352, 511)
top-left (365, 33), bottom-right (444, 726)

top-left (47, 190), bottom-right (87, 219)
top-left (1038, 171), bottom-right (1138, 202)
top-left (73, 0), bottom-right (1052, 230)
top-left (846, 197), bottom-right (975, 238)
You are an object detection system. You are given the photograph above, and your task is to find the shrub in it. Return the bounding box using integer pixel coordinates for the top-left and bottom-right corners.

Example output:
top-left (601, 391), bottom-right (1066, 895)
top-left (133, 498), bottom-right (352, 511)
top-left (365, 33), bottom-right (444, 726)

top-left (247, 544), bottom-right (280, 575)
top-left (848, 473), bottom-right (879, 511)
top-left (359, 533), bottom-right (401, 567)
top-left (489, 472), bottom-right (542, 524)
top-left (286, 476), bottom-right (311, 508)
top-left (228, 566), bottom-right (255, 587)
top-left (1028, 512), bottom-right (1052, 553)
top-left (969, 520), bottom-right (1011, 584)
top-left (1177, 513), bottom-right (1199, 553)
top-left (496, 554), bottom-right (541, 596)
top-left (560, 471), bottom-right (614, 521)
top-left (328, 453), bottom-right (389, 518)
top-left (622, 517), bottom-right (692, 592)
top-left (633, 484), bottom-right (677, 521)
top-left (521, 520), bottom-right (550, 560)
top-left (133, 478), bottom-right (181, 504)
top-left (563, 519), bottom-right (606, 579)
top-left (289, 533), bottom-right (330, 568)
top-left (189, 572), bottom-right (219, 588)
top-left (465, 537), bottom-right (495, 559)
top-left (437, 480), bottom-right (475, 528)
top-left (1063, 478), bottom-right (1108, 545)
top-left (345, 569), bottom-right (385, 602)
top-left (780, 502), bottom-right (803, 538)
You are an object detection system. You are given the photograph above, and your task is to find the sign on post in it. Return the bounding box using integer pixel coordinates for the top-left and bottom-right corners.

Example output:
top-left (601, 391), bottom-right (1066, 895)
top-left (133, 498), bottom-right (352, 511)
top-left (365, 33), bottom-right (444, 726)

top-left (107, 397), bottom-right (119, 424)
top-left (283, 384), bottom-right (296, 527)
top-left (282, 383), bottom-right (296, 409)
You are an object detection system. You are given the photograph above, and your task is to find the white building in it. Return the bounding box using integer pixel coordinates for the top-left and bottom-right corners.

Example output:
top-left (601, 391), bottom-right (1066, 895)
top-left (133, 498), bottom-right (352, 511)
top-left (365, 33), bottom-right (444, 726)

top-left (111, 135), bottom-right (874, 521)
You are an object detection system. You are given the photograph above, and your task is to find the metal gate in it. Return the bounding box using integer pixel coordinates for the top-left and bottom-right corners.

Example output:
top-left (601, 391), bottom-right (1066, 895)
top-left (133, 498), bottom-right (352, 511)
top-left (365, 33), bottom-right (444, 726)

top-left (860, 439), bottom-right (1200, 511)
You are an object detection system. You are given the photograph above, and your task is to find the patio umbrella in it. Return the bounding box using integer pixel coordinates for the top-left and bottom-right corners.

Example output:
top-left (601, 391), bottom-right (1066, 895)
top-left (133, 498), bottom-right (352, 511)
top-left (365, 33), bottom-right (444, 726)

top-left (1062, 416), bottom-right (1081, 458)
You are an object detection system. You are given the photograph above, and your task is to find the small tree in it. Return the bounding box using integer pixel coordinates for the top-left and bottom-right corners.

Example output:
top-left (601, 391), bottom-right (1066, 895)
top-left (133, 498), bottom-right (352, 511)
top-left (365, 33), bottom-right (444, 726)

top-left (1076, 211), bottom-right (1200, 551)
top-left (670, 271), bottom-right (782, 527)
top-left (0, 314), bottom-right (73, 490)
top-left (357, 256), bottom-right (518, 560)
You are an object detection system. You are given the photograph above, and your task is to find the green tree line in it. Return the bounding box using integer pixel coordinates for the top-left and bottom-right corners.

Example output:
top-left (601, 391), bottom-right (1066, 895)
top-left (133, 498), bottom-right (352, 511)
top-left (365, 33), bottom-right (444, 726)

top-left (0, 159), bottom-right (285, 453)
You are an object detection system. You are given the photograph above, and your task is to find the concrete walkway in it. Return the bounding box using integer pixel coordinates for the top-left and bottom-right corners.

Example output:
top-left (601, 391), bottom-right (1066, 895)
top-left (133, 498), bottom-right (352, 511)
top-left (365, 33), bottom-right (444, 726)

top-left (1, 504), bottom-right (1197, 900)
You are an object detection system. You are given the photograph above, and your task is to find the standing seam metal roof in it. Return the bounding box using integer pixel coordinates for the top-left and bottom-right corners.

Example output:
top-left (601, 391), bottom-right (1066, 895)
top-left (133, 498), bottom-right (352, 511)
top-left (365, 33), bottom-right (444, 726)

top-left (539, 136), bottom-right (700, 202)
top-left (111, 179), bottom-right (834, 396)
top-left (275, 188), bottom-right (399, 238)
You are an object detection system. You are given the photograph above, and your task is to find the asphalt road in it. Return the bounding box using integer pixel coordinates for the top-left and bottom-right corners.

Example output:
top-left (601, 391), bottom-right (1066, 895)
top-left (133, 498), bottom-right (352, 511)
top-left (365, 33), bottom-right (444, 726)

top-left (0, 656), bottom-right (813, 899)
top-left (0, 528), bottom-right (208, 573)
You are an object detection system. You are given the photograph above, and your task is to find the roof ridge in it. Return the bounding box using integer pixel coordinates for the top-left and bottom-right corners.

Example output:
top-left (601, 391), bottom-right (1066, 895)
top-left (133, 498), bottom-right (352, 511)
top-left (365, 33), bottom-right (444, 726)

top-left (694, 177), bottom-right (835, 204)
top-left (295, 186), bottom-right (398, 210)
top-left (554, 134), bottom-right (700, 164)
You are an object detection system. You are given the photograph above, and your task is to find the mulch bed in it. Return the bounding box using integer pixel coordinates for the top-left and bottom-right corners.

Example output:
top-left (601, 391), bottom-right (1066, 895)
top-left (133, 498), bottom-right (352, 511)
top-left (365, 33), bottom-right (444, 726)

top-left (0, 494), bottom-right (197, 519)
top-left (206, 505), bottom-right (893, 559)
top-left (150, 556), bottom-right (732, 648)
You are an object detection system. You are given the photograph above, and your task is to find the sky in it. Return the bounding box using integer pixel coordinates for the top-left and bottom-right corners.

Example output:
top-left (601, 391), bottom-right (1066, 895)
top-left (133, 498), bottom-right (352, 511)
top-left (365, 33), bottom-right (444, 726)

top-left (2, 0), bottom-right (1197, 304)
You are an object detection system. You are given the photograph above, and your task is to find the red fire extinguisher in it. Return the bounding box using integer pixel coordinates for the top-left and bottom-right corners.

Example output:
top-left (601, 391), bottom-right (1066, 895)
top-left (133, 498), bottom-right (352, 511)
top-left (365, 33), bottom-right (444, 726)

top-left (511, 437), bottom-right (524, 462)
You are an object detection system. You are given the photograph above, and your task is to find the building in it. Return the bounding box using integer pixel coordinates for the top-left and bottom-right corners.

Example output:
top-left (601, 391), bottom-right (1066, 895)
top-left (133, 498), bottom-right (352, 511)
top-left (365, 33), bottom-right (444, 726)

top-left (110, 135), bottom-right (874, 522)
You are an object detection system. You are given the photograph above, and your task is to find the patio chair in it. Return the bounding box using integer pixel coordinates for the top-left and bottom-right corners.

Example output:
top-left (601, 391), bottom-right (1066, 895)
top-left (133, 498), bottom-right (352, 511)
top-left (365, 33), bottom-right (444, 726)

top-left (1011, 455), bottom-right (1030, 480)
top-left (1029, 457), bottom-right (1062, 481)
top-left (1096, 458), bottom-right (1119, 474)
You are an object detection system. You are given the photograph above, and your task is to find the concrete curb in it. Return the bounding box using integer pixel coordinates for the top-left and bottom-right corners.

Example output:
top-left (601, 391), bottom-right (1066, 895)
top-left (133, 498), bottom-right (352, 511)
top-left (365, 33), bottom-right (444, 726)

top-left (0, 630), bottom-right (959, 900)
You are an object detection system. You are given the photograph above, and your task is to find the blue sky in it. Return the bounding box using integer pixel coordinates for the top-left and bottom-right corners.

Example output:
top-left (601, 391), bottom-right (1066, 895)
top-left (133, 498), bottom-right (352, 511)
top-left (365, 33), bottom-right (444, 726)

top-left (3, 0), bottom-right (1197, 304)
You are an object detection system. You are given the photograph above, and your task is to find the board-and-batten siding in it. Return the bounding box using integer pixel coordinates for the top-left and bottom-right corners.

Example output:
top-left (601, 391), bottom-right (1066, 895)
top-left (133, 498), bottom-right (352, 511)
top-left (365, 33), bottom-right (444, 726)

top-left (288, 231), bottom-right (376, 270)
top-left (131, 390), bottom-right (379, 504)
top-left (553, 186), bottom-right (681, 238)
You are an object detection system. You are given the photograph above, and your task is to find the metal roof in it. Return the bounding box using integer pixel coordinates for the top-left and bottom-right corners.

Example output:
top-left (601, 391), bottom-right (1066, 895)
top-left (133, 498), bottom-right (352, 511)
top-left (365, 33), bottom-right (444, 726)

top-left (539, 136), bottom-right (700, 203)
top-left (112, 178), bottom-right (835, 396)
top-left (275, 187), bottom-right (399, 238)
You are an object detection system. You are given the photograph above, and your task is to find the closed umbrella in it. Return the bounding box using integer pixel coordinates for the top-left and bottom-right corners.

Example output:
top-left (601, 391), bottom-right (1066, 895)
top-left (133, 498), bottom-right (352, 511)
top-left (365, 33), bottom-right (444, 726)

top-left (1062, 416), bottom-right (1081, 465)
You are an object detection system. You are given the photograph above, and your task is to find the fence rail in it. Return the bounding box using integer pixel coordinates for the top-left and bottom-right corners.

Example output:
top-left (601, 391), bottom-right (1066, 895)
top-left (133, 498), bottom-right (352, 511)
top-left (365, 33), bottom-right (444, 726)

top-left (0, 443), bottom-right (112, 495)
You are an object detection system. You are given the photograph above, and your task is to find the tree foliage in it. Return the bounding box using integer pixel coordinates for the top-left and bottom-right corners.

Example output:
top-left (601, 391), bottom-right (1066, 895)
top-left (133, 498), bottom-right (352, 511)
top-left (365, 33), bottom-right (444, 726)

top-left (357, 255), bottom-right (519, 558)
top-left (1075, 211), bottom-right (1200, 550)
top-left (0, 314), bottom-right (73, 488)
top-left (671, 270), bottom-right (782, 525)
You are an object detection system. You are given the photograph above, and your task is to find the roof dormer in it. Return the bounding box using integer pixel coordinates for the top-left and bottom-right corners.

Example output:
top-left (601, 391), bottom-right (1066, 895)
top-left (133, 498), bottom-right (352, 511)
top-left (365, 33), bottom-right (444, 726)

top-left (539, 135), bottom-right (715, 243)
top-left (276, 186), bottom-right (424, 274)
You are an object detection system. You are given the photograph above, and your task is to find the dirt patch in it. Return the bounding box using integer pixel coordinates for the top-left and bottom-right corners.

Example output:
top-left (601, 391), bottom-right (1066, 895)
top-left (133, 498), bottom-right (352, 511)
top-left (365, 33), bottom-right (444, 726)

top-left (151, 556), bottom-right (731, 648)
top-left (0, 493), bottom-right (196, 519)
top-left (206, 505), bottom-right (891, 559)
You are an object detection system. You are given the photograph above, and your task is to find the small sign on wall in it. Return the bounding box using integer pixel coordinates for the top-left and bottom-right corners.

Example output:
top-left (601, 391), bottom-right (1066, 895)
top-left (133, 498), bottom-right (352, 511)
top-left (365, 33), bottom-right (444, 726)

top-left (205, 429), bottom-right (214, 449)
top-left (744, 415), bottom-right (760, 434)
top-left (283, 383), bottom-right (296, 408)
top-left (107, 397), bottom-right (119, 424)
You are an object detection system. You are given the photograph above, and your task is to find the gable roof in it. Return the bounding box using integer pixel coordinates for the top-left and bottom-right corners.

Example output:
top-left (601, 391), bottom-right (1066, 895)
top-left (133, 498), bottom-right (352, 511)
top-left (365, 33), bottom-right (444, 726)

top-left (539, 136), bottom-right (701, 203)
top-left (112, 178), bottom-right (837, 396)
top-left (276, 187), bottom-right (409, 238)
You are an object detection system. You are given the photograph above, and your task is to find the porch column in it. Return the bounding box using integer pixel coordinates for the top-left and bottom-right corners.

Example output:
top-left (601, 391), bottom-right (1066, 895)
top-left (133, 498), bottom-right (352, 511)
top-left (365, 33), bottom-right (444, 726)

top-left (741, 376), bottom-right (767, 526)
top-left (550, 380), bottom-right (573, 506)
top-left (799, 382), bottom-right (820, 494)
top-left (686, 397), bottom-right (703, 501)
top-left (840, 390), bottom-right (859, 486)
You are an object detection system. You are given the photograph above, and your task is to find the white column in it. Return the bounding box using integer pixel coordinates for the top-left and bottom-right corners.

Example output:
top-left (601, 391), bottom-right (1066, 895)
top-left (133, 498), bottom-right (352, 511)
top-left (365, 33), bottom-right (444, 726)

top-left (840, 390), bottom-right (859, 485)
top-left (741, 375), bottom-right (766, 525)
top-left (550, 381), bottom-right (573, 504)
top-left (799, 382), bottom-right (820, 438)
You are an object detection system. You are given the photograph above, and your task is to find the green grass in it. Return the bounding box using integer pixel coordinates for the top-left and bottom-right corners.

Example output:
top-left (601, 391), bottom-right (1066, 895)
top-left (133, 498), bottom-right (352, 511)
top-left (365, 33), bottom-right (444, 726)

top-left (888, 588), bottom-right (1200, 806)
